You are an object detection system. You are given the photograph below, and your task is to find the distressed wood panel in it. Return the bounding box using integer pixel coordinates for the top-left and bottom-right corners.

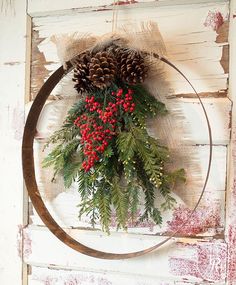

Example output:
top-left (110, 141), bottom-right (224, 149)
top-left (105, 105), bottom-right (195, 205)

top-left (29, 97), bottom-right (232, 144)
top-left (28, 266), bottom-right (227, 285)
top-left (24, 226), bottom-right (227, 283)
top-left (225, 0), bottom-right (236, 284)
top-left (30, 1), bottom-right (229, 100)
top-left (0, 0), bottom-right (28, 284)
top-left (27, 96), bottom-right (229, 236)
top-left (31, 143), bottom-right (226, 236)
top-left (27, 0), bottom-right (228, 17)
top-left (26, 1), bottom-right (232, 284)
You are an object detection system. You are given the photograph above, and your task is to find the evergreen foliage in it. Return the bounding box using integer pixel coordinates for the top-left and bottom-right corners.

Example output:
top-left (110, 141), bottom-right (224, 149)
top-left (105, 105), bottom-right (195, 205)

top-left (43, 82), bottom-right (185, 233)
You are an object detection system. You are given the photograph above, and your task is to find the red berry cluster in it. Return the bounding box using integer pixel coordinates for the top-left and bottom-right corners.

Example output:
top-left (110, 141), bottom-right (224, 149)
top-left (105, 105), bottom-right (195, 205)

top-left (74, 115), bottom-right (113, 172)
top-left (74, 88), bottom-right (136, 172)
top-left (113, 88), bottom-right (135, 113)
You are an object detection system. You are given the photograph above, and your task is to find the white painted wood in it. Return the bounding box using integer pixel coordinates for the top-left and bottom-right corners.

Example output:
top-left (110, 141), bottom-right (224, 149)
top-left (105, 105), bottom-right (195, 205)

top-left (0, 0), bottom-right (28, 284)
top-left (225, 0), bottom-right (236, 284)
top-left (24, 225), bottom-right (227, 283)
top-left (26, 96), bottom-right (229, 235)
top-left (31, 143), bottom-right (226, 236)
top-left (28, 265), bottom-right (226, 285)
top-left (31, 1), bottom-right (228, 96)
top-left (27, 0), bottom-right (228, 17)
top-left (30, 97), bottom-right (231, 144)
top-left (25, 0), bottom-right (231, 283)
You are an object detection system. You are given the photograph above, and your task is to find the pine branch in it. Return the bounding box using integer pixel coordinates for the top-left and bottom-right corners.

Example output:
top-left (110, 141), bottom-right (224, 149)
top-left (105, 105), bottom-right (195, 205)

top-left (127, 183), bottom-right (140, 220)
top-left (111, 176), bottom-right (129, 229)
top-left (63, 159), bottom-right (81, 188)
top-left (160, 168), bottom-right (186, 210)
top-left (131, 84), bottom-right (168, 118)
top-left (44, 100), bottom-right (86, 147)
top-left (97, 187), bottom-right (112, 233)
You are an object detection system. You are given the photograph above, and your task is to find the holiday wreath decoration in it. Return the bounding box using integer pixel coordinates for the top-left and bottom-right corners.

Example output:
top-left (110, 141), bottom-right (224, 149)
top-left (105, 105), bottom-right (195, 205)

top-left (42, 41), bottom-right (187, 233)
top-left (22, 24), bottom-right (212, 259)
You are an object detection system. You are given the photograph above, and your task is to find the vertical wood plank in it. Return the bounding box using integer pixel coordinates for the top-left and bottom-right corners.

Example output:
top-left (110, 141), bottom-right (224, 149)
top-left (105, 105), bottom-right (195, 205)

top-left (226, 0), bottom-right (236, 284)
top-left (0, 1), bottom-right (28, 284)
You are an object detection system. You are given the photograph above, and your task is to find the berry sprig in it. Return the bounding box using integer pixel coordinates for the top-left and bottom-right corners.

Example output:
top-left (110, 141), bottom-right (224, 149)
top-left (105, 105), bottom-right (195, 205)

top-left (114, 88), bottom-right (135, 113)
top-left (74, 115), bottom-right (114, 172)
top-left (74, 88), bottom-right (136, 172)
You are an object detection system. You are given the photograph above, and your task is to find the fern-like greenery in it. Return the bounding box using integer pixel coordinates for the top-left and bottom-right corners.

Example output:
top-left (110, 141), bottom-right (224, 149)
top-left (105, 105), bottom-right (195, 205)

top-left (43, 82), bottom-right (185, 233)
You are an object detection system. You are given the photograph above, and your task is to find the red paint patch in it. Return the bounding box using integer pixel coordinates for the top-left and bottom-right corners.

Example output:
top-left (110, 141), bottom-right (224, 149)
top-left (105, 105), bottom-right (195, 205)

top-left (226, 133), bottom-right (236, 284)
top-left (167, 206), bottom-right (221, 236)
top-left (23, 231), bottom-right (32, 259)
top-left (169, 242), bottom-right (227, 281)
top-left (228, 226), bottom-right (236, 284)
top-left (204, 11), bottom-right (225, 31)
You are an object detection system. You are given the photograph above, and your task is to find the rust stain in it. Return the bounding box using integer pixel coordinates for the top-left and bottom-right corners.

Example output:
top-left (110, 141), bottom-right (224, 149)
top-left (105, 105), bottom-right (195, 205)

top-left (169, 242), bottom-right (227, 281)
top-left (220, 45), bottom-right (229, 74)
top-left (216, 21), bottom-right (229, 43)
top-left (31, 28), bottom-right (53, 100)
top-left (167, 90), bottom-right (227, 99)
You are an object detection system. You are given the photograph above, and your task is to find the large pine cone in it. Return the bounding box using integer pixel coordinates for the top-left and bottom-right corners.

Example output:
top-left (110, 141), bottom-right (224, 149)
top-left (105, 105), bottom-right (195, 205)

top-left (117, 49), bottom-right (148, 85)
top-left (72, 51), bottom-right (93, 94)
top-left (89, 51), bottom-right (117, 89)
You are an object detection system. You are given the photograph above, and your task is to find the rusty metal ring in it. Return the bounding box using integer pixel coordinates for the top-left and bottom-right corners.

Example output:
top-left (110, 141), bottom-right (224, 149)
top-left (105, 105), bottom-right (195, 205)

top-left (22, 54), bottom-right (212, 259)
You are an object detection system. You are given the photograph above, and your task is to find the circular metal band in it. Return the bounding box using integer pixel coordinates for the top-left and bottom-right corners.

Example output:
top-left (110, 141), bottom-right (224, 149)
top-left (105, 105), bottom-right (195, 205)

top-left (22, 54), bottom-right (212, 259)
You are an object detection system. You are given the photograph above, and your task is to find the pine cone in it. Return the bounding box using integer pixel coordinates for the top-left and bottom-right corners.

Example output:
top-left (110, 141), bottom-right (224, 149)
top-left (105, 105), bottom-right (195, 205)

top-left (72, 51), bottom-right (93, 94)
top-left (89, 51), bottom-right (117, 89)
top-left (117, 49), bottom-right (148, 85)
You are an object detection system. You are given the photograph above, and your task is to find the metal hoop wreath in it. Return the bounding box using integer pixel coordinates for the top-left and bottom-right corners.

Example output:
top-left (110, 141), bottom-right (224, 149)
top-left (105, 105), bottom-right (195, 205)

top-left (22, 54), bottom-right (213, 259)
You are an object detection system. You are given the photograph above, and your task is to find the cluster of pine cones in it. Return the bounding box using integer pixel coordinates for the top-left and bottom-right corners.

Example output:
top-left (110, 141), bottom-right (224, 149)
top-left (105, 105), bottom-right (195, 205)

top-left (72, 45), bottom-right (148, 94)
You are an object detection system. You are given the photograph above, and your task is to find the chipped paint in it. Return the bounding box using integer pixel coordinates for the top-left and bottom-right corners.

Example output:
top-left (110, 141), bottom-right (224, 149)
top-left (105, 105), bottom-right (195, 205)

top-left (167, 90), bottom-right (228, 99)
top-left (111, 0), bottom-right (138, 6)
top-left (169, 242), bottom-right (227, 281)
top-left (31, 29), bottom-right (52, 100)
top-left (227, 134), bottom-right (236, 284)
top-left (167, 206), bottom-right (221, 236)
top-left (18, 226), bottom-right (32, 260)
top-left (227, 225), bottom-right (236, 283)
top-left (4, 61), bottom-right (21, 65)
top-left (33, 272), bottom-right (112, 285)
top-left (220, 44), bottom-right (229, 74)
top-left (27, 2), bottom-right (231, 283)
top-left (216, 21), bottom-right (229, 43)
top-left (17, 225), bottom-right (23, 258)
top-left (204, 11), bottom-right (225, 31)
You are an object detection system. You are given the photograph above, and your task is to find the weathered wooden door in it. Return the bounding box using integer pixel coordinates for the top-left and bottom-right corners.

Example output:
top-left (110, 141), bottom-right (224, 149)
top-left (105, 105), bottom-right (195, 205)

top-left (2, 0), bottom-right (236, 284)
